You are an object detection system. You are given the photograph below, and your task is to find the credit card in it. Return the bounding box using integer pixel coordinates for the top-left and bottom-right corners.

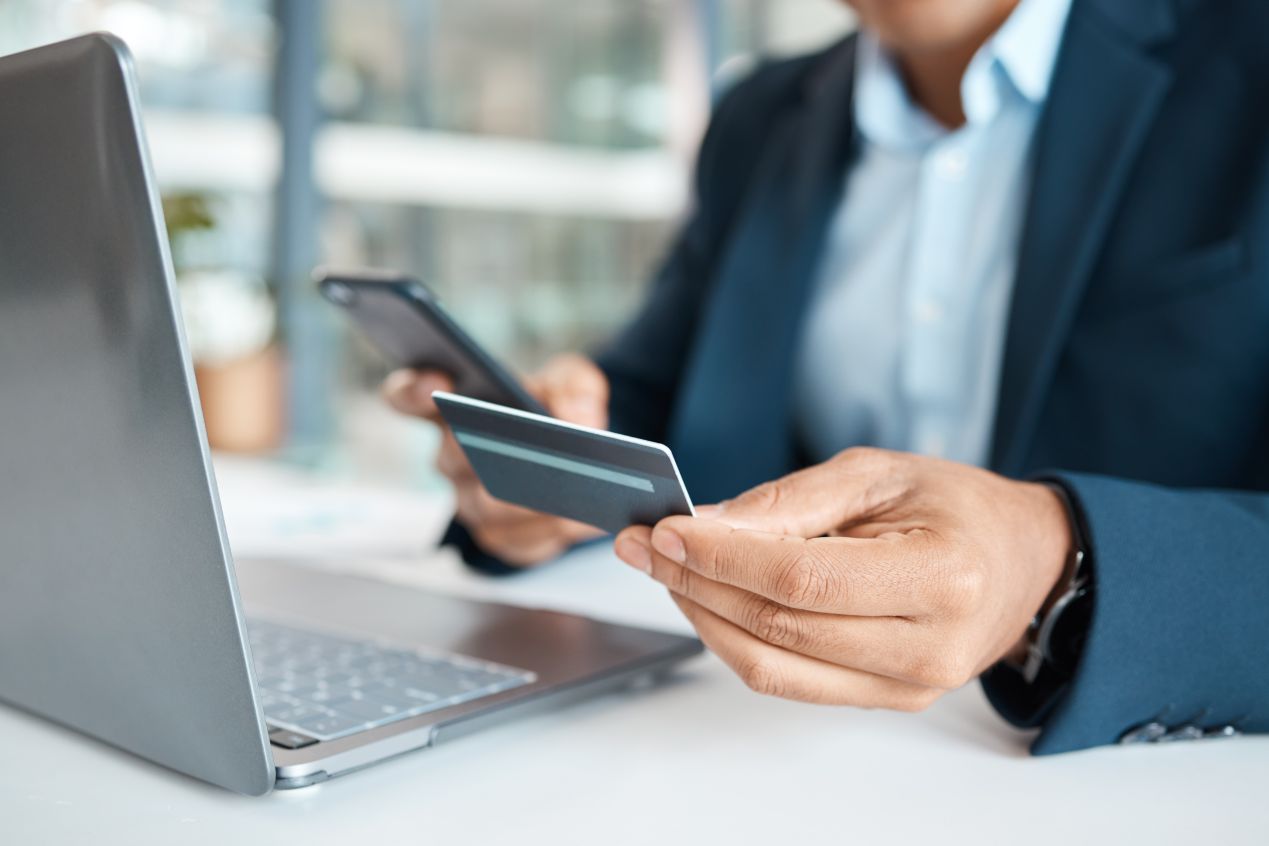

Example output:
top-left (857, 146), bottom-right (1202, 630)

top-left (432, 391), bottom-right (695, 534)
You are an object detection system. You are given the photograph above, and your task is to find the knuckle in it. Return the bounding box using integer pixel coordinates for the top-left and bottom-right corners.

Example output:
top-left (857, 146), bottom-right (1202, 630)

top-left (736, 656), bottom-right (786, 698)
top-left (747, 597), bottom-right (802, 649)
top-left (661, 560), bottom-right (694, 595)
top-left (937, 560), bottom-right (988, 615)
top-left (836, 445), bottom-right (889, 471)
top-left (772, 545), bottom-right (834, 607)
top-left (699, 532), bottom-right (729, 581)
top-left (735, 480), bottom-right (785, 516)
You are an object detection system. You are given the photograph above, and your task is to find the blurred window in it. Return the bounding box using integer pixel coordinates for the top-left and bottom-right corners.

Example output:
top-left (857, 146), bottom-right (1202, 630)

top-left (0, 0), bottom-right (851, 470)
top-left (323, 0), bottom-right (670, 149)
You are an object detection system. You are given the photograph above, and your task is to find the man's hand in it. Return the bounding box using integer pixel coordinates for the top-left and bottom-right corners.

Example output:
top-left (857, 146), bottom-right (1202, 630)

top-left (384, 353), bottom-right (607, 567)
top-left (613, 448), bottom-right (1073, 710)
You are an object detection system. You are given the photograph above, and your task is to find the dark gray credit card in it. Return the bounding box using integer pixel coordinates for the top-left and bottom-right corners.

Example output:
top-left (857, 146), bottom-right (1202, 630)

top-left (432, 391), bottom-right (695, 534)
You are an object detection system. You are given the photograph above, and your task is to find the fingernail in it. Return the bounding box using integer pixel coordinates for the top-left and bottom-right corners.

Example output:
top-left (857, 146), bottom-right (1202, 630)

top-left (651, 528), bottom-right (686, 564)
top-left (614, 536), bottom-right (652, 574)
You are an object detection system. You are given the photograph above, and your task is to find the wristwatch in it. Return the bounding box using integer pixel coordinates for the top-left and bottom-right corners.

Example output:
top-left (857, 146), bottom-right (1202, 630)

top-left (1016, 482), bottom-right (1095, 685)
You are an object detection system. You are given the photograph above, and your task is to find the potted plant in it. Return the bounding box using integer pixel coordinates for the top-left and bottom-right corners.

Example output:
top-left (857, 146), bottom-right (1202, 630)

top-left (163, 192), bottom-right (285, 453)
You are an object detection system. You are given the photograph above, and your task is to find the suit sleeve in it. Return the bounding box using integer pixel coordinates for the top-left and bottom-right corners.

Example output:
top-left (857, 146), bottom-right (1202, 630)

top-left (983, 472), bottom-right (1269, 752)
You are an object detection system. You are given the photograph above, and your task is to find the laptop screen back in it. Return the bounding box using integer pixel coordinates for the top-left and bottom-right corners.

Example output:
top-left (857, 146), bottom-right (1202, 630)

top-left (0, 34), bottom-right (272, 795)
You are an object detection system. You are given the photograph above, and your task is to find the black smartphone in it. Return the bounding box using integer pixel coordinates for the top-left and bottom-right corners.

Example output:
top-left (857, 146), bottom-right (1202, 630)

top-left (317, 269), bottom-right (548, 416)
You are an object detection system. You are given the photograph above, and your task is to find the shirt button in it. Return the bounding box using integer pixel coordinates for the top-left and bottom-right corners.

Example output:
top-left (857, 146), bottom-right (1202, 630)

top-left (934, 147), bottom-right (968, 180)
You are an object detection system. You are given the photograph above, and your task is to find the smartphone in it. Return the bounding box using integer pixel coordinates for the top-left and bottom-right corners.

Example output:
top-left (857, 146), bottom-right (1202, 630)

top-left (316, 269), bottom-right (548, 416)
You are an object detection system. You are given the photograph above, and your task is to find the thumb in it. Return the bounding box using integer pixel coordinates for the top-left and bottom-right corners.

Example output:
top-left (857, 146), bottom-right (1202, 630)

top-left (536, 354), bottom-right (609, 429)
top-left (708, 449), bottom-right (903, 538)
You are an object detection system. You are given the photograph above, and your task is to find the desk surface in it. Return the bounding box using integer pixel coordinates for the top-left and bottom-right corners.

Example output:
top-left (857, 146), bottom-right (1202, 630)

top-left (4, 459), bottom-right (1267, 845)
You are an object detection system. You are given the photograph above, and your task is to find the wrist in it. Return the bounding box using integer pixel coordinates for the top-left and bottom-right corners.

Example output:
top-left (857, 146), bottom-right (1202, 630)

top-left (1006, 482), bottom-right (1076, 664)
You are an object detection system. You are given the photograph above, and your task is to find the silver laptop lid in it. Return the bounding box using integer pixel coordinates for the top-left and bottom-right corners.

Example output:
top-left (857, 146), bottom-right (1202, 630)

top-left (0, 34), bottom-right (273, 794)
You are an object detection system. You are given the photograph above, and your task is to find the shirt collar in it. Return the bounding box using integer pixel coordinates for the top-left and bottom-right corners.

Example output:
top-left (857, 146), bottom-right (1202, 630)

top-left (854, 0), bottom-right (1073, 148)
top-left (991, 0), bottom-right (1074, 103)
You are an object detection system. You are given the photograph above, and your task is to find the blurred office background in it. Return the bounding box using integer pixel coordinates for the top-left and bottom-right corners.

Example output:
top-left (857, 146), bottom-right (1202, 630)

top-left (0, 0), bottom-right (852, 487)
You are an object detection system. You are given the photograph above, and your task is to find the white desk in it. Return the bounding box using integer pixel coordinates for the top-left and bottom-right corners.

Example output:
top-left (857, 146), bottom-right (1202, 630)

top-left (3, 459), bottom-right (1267, 845)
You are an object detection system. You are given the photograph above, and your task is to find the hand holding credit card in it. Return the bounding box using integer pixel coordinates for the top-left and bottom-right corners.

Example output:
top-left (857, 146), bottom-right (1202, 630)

top-left (433, 391), bottom-right (695, 535)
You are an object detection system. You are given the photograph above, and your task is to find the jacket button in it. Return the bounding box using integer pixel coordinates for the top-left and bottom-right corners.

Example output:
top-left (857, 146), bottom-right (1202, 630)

top-left (1119, 721), bottom-right (1168, 744)
top-left (1158, 724), bottom-right (1205, 742)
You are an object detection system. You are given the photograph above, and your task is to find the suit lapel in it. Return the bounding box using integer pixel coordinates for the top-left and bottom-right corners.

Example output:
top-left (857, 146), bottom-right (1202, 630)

top-left (788, 42), bottom-right (860, 234)
top-left (670, 39), bottom-right (858, 501)
top-left (990, 0), bottom-right (1177, 474)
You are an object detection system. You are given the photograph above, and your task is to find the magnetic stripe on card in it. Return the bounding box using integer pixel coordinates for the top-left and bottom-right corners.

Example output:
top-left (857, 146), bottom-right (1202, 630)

top-left (454, 431), bottom-right (656, 493)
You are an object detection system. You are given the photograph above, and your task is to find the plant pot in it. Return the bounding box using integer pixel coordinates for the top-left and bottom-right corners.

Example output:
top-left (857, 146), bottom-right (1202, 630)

top-left (194, 345), bottom-right (286, 453)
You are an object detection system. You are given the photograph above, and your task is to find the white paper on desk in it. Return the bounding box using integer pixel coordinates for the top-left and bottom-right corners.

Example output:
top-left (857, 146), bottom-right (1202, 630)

top-left (214, 464), bottom-right (453, 561)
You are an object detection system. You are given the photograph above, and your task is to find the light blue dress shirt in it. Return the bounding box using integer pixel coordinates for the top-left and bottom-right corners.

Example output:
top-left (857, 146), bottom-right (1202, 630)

top-left (793, 0), bottom-right (1074, 467)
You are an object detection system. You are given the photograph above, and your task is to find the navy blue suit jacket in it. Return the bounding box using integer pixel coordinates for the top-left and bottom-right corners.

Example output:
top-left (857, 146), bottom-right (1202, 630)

top-left (453, 0), bottom-right (1269, 753)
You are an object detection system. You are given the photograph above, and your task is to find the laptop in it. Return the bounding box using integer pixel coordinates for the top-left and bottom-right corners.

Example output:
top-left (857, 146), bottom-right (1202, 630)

top-left (0, 33), bottom-right (701, 795)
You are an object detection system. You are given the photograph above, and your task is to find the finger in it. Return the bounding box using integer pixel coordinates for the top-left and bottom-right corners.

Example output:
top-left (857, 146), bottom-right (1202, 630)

top-left (435, 427), bottom-right (477, 483)
top-left (650, 516), bottom-right (939, 616)
top-left (671, 595), bottom-right (941, 711)
top-left (472, 514), bottom-right (601, 566)
top-left (483, 512), bottom-right (601, 547)
top-left (456, 484), bottom-right (545, 527)
top-left (471, 525), bottom-right (569, 567)
top-left (534, 354), bottom-right (609, 428)
top-left (458, 484), bottom-right (602, 544)
top-left (454, 490), bottom-right (567, 564)
top-left (614, 525), bottom-right (655, 573)
top-left (382, 369), bottom-right (455, 420)
top-left (709, 447), bottom-right (910, 538)
top-left (646, 555), bottom-right (970, 689)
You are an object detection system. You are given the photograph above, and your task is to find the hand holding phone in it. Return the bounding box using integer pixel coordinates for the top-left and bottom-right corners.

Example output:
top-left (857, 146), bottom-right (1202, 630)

top-left (390, 355), bottom-right (611, 566)
top-left (318, 269), bottom-right (546, 414)
top-left (318, 269), bottom-right (611, 566)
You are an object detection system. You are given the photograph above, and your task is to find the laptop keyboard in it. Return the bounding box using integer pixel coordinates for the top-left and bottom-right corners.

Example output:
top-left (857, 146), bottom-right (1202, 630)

top-left (247, 619), bottom-right (536, 745)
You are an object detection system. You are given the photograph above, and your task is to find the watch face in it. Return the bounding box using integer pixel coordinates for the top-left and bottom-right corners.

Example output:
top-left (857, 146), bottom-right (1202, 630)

top-left (1049, 586), bottom-right (1094, 673)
